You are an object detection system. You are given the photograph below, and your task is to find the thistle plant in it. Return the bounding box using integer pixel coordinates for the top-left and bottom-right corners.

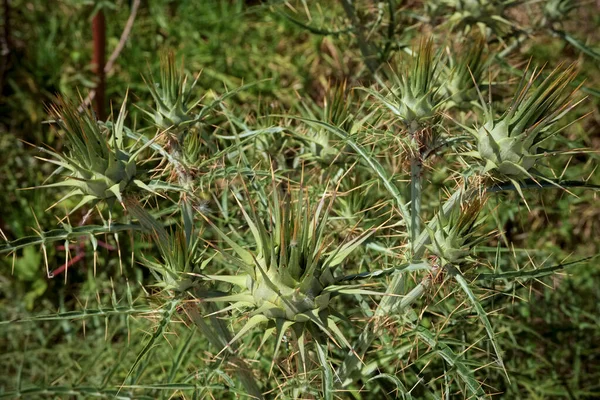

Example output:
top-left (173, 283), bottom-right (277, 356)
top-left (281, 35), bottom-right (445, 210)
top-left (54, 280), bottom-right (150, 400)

top-left (2, 3), bottom-right (599, 399)
top-left (467, 63), bottom-right (580, 181)
top-left (142, 53), bottom-right (202, 133)
top-left (426, 194), bottom-right (489, 265)
top-left (201, 184), bottom-right (374, 368)
top-left (367, 39), bottom-right (445, 252)
top-left (40, 95), bottom-right (152, 213)
top-left (372, 39), bottom-right (442, 132)
top-left (442, 36), bottom-right (489, 110)
top-left (141, 229), bottom-right (202, 292)
top-left (298, 82), bottom-right (356, 167)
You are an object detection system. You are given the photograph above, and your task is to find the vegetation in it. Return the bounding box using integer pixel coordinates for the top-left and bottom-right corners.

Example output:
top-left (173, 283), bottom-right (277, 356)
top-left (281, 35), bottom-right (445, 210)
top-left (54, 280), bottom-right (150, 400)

top-left (1, 0), bottom-right (599, 398)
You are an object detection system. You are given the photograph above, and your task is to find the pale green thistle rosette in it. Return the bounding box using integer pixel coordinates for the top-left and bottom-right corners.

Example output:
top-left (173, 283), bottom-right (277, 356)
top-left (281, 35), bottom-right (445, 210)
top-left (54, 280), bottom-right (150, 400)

top-left (426, 194), bottom-right (489, 266)
top-left (373, 39), bottom-right (441, 132)
top-left (142, 53), bottom-right (202, 133)
top-left (40, 95), bottom-right (154, 214)
top-left (464, 63), bottom-right (581, 185)
top-left (200, 185), bottom-right (375, 372)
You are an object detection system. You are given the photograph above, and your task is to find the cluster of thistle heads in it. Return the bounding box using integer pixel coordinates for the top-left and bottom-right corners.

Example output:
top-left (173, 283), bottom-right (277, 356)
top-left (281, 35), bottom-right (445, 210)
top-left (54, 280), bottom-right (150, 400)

top-left (32, 34), bottom-right (583, 387)
top-left (374, 39), bottom-right (580, 185)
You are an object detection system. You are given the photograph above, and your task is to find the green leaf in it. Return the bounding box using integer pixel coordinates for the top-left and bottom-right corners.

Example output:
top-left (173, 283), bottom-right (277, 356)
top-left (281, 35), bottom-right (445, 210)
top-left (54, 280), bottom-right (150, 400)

top-left (167, 326), bottom-right (196, 383)
top-left (124, 299), bottom-right (180, 385)
top-left (224, 315), bottom-right (268, 351)
top-left (452, 269), bottom-right (507, 378)
top-left (315, 340), bottom-right (334, 400)
top-left (471, 256), bottom-right (595, 282)
top-left (0, 223), bottom-right (144, 254)
top-left (325, 229), bottom-right (374, 268)
top-left (368, 374), bottom-right (413, 399)
top-left (415, 325), bottom-right (486, 398)
top-left (292, 117), bottom-right (411, 228)
top-left (201, 215), bottom-right (254, 273)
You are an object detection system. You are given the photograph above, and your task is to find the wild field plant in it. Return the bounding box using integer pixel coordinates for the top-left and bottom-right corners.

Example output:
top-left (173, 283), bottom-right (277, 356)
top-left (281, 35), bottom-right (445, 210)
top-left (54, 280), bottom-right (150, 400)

top-left (1, 1), bottom-right (599, 399)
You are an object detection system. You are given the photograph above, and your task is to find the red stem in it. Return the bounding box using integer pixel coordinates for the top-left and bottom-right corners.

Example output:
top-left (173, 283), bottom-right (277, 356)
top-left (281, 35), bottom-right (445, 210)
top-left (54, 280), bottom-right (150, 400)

top-left (52, 252), bottom-right (86, 277)
top-left (92, 9), bottom-right (106, 120)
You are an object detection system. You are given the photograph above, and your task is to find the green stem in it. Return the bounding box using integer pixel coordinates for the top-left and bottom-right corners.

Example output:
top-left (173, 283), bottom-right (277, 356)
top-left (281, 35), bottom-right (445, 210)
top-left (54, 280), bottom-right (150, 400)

top-left (0, 223), bottom-right (144, 254)
top-left (410, 154), bottom-right (422, 255)
top-left (550, 27), bottom-right (600, 62)
top-left (185, 304), bottom-right (264, 399)
top-left (335, 272), bottom-right (431, 386)
top-left (489, 179), bottom-right (600, 193)
top-left (335, 185), bottom-right (466, 385)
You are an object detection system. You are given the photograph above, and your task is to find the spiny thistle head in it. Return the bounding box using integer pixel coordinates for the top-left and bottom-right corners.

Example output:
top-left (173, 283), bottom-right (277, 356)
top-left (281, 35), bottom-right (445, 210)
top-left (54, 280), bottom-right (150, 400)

top-left (374, 39), bottom-right (441, 131)
top-left (442, 37), bottom-right (489, 109)
top-left (203, 183), bottom-right (373, 360)
top-left (182, 127), bottom-right (203, 166)
top-left (324, 81), bottom-right (355, 134)
top-left (143, 53), bottom-right (201, 132)
top-left (43, 95), bottom-right (143, 212)
top-left (427, 194), bottom-right (488, 264)
top-left (241, 103), bottom-right (291, 167)
top-left (142, 229), bottom-right (202, 292)
top-left (468, 63), bottom-right (579, 179)
top-left (301, 82), bottom-right (355, 165)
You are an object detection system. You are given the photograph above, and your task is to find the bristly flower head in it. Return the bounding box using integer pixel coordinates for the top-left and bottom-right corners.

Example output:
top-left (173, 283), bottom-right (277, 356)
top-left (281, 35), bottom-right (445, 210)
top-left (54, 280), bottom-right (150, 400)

top-left (369, 39), bottom-right (442, 132)
top-left (142, 228), bottom-right (204, 292)
top-left (442, 36), bottom-right (489, 110)
top-left (202, 182), bottom-right (374, 370)
top-left (465, 63), bottom-right (580, 180)
top-left (426, 194), bottom-right (488, 265)
top-left (143, 53), bottom-right (202, 132)
top-left (41, 95), bottom-right (151, 213)
top-left (299, 82), bottom-right (356, 166)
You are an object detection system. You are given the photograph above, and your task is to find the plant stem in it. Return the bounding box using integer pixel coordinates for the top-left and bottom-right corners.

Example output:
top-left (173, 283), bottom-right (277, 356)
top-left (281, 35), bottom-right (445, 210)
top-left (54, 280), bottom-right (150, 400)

top-left (336, 271), bottom-right (431, 385)
top-left (79, 0), bottom-right (141, 112)
top-left (185, 304), bottom-right (264, 399)
top-left (91, 8), bottom-right (106, 120)
top-left (408, 123), bottom-right (424, 257)
top-left (410, 152), bottom-right (422, 255)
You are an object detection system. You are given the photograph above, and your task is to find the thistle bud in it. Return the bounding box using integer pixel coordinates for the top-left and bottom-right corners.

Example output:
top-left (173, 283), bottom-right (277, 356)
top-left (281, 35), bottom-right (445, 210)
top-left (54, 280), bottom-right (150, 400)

top-left (143, 54), bottom-right (201, 132)
top-left (201, 186), bottom-right (373, 359)
top-left (44, 96), bottom-right (142, 211)
top-left (468, 64), bottom-right (578, 179)
top-left (442, 37), bottom-right (488, 110)
top-left (301, 83), bottom-right (354, 166)
top-left (371, 39), bottom-right (442, 132)
top-left (427, 195), bottom-right (487, 264)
